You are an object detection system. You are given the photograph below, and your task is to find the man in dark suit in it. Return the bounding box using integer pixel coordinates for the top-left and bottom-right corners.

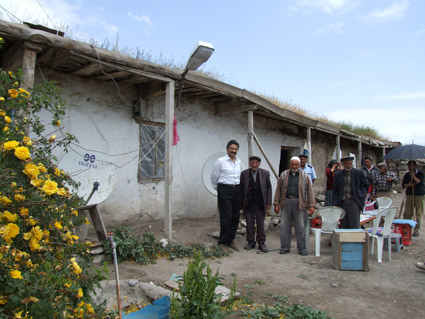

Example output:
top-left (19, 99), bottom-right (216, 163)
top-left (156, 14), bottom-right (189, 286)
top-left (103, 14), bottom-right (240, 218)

top-left (333, 155), bottom-right (369, 229)
top-left (240, 156), bottom-right (272, 253)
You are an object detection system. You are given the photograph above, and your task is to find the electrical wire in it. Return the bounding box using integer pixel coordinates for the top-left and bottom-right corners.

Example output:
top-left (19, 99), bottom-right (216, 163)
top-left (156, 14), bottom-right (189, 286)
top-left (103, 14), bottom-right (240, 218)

top-left (35, 0), bottom-right (59, 35)
top-left (91, 45), bottom-right (137, 107)
top-left (0, 5), bottom-right (23, 23)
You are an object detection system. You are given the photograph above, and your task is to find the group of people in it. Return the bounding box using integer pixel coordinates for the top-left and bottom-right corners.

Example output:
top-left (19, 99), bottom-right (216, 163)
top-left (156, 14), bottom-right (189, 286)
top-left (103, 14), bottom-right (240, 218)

top-left (211, 139), bottom-right (424, 259)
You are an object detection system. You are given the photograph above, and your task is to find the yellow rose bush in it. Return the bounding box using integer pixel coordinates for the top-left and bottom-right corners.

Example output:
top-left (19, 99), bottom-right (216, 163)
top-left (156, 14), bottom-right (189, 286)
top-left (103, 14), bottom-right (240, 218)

top-left (0, 38), bottom-right (107, 318)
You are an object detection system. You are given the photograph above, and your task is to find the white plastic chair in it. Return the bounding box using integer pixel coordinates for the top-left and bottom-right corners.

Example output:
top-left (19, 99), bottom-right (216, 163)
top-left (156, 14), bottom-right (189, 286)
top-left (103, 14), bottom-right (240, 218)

top-left (310, 206), bottom-right (345, 257)
top-left (368, 207), bottom-right (397, 263)
top-left (363, 196), bottom-right (392, 216)
top-left (376, 196), bottom-right (392, 209)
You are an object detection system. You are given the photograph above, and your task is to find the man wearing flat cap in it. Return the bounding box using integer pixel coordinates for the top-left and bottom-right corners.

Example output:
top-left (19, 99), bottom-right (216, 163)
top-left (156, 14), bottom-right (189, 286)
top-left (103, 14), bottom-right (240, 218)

top-left (373, 162), bottom-right (399, 199)
top-left (333, 155), bottom-right (369, 228)
top-left (240, 156), bottom-right (272, 253)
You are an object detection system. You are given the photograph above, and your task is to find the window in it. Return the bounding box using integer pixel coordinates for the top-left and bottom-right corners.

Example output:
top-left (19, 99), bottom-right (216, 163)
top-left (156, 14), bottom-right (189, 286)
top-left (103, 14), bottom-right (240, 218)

top-left (139, 123), bottom-right (165, 181)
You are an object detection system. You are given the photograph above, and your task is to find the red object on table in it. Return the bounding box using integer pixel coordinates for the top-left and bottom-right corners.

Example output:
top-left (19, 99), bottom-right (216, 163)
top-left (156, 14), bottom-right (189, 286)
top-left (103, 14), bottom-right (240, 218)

top-left (393, 224), bottom-right (412, 246)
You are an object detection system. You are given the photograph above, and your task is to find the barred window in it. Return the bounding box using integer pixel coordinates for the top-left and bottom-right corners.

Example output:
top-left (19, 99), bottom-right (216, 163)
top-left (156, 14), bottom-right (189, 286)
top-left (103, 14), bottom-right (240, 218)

top-left (139, 123), bottom-right (165, 181)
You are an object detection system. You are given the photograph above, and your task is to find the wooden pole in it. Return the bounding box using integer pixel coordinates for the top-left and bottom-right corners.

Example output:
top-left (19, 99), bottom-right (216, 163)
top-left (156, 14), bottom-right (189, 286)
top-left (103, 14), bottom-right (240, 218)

top-left (21, 42), bottom-right (42, 135)
top-left (165, 80), bottom-right (175, 240)
top-left (336, 135), bottom-right (341, 162)
top-left (252, 132), bottom-right (278, 179)
top-left (248, 110), bottom-right (254, 159)
top-left (358, 141), bottom-right (362, 169)
top-left (382, 147), bottom-right (386, 165)
top-left (307, 127), bottom-right (312, 165)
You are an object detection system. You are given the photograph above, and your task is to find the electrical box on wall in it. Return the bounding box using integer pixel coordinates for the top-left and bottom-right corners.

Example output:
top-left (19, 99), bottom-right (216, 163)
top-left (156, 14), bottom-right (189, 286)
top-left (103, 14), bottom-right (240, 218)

top-left (132, 98), bottom-right (147, 120)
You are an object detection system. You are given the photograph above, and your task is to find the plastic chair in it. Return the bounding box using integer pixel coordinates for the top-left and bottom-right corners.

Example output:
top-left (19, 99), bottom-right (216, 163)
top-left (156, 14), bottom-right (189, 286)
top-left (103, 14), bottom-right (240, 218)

top-left (363, 196), bottom-right (392, 216)
top-left (310, 206), bottom-right (345, 257)
top-left (367, 207), bottom-right (397, 263)
top-left (376, 196), bottom-right (392, 209)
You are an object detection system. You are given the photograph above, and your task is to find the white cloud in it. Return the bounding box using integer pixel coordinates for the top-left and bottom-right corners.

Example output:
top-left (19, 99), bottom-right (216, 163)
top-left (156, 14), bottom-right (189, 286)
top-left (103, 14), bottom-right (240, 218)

top-left (326, 106), bottom-right (425, 144)
top-left (377, 91), bottom-right (425, 100)
top-left (313, 22), bottom-right (345, 35)
top-left (127, 12), bottom-right (153, 35)
top-left (329, 80), bottom-right (351, 89)
top-left (128, 12), bottom-right (152, 26)
top-left (363, 1), bottom-right (408, 22)
top-left (414, 28), bottom-right (425, 37)
top-left (100, 21), bottom-right (119, 37)
top-left (293, 0), bottom-right (359, 15)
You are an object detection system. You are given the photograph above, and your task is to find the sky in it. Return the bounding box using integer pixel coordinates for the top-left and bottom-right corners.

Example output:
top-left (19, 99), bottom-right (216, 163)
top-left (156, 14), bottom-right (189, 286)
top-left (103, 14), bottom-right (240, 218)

top-left (1, 0), bottom-right (424, 145)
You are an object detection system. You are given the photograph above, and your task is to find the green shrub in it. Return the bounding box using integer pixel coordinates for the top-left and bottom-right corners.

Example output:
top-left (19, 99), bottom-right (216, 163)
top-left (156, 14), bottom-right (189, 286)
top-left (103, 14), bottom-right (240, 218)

top-left (0, 37), bottom-right (107, 318)
top-left (170, 251), bottom-right (225, 319)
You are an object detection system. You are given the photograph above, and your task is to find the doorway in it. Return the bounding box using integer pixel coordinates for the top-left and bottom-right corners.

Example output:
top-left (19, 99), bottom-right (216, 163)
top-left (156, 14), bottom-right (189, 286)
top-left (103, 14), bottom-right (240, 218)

top-left (279, 147), bottom-right (297, 175)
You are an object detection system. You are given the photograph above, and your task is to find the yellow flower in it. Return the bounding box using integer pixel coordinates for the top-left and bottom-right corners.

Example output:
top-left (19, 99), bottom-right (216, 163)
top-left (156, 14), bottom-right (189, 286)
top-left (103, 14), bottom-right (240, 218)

top-left (0, 196), bottom-right (12, 205)
top-left (86, 303), bottom-right (95, 314)
top-left (14, 146), bottom-right (30, 160)
top-left (23, 163), bottom-right (40, 179)
top-left (30, 179), bottom-right (43, 187)
top-left (54, 120), bottom-right (61, 127)
top-left (8, 89), bottom-right (18, 99)
top-left (85, 218), bottom-right (90, 225)
top-left (10, 269), bottom-right (23, 280)
top-left (11, 182), bottom-right (17, 188)
top-left (29, 238), bottom-right (41, 251)
top-left (42, 180), bottom-right (58, 195)
top-left (37, 163), bottom-right (47, 173)
top-left (4, 115), bottom-right (11, 123)
top-left (8, 71), bottom-right (15, 78)
top-left (23, 136), bottom-right (32, 146)
top-left (77, 288), bottom-right (83, 298)
top-left (64, 282), bottom-right (71, 288)
top-left (54, 221), bottom-right (63, 230)
top-left (56, 188), bottom-right (68, 196)
top-left (24, 226), bottom-right (43, 251)
top-left (0, 296), bottom-right (8, 305)
top-left (20, 208), bottom-right (29, 216)
top-left (0, 223), bottom-right (20, 244)
top-left (0, 211), bottom-right (18, 222)
top-left (18, 88), bottom-right (29, 98)
top-left (3, 140), bottom-right (19, 150)
top-left (48, 135), bottom-right (56, 142)
top-left (72, 210), bottom-right (78, 216)
top-left (70, 258), bottom-right (82, 275)
top-left (0, 97), bottom-right (5, 102)
top-left (54, 167), bottom-right (61, 176)
top-left (14, 194), bottom-right (25, 201)
top-left (2, 126), bottom-right (9, 132)
top-left (28, 218), bottom-right (37, 226)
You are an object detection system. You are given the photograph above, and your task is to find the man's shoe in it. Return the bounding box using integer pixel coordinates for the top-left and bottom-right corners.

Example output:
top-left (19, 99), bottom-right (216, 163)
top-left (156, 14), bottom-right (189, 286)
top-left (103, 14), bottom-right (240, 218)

top-left (258, 244), bottom-right (268, 253)
top-left (299, 251), bottom-right (308, 256)
top-left (413, 232), bottom-right (419, 237)
top-left (416, 262), bottom-right (425, 271)
top-left (244, 242), bottom-right (256, 250)
top-left (279, 249), bottom-right (290, 254)
top-left (229, 242), bottom-right (240, 252)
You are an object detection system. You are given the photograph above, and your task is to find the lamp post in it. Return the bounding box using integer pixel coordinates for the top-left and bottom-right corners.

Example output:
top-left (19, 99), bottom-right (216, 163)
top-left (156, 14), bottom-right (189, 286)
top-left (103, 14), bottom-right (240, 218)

top-left (176, 41), bottom-right (214, 108)
top-left (165, 41), bottom-right (214, 240)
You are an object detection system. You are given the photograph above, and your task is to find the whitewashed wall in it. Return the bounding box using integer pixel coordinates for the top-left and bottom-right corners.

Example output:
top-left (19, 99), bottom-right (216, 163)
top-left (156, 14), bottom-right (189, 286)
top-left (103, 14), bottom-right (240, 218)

top-left (36, 70), bottom-right (304, 226)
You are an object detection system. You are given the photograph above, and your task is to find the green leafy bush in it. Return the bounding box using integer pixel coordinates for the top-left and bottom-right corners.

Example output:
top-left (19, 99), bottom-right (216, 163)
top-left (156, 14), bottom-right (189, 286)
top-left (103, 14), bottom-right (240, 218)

top-left (170, 251), bottom-right (225, 319)
top-left (0, 37), bottom-right (107, 318)
top-left (103, 225), bottom-right (231, 264)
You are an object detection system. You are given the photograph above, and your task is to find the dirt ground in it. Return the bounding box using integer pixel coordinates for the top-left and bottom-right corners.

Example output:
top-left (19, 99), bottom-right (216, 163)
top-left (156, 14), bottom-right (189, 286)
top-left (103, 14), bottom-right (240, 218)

top-left (96, 193), bottom-right (425, 319)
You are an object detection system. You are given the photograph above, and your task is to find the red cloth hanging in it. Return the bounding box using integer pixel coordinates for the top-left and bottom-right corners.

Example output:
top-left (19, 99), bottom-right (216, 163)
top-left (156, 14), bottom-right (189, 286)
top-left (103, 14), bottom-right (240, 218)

top-left (173, 116), bottom-right (180, 146)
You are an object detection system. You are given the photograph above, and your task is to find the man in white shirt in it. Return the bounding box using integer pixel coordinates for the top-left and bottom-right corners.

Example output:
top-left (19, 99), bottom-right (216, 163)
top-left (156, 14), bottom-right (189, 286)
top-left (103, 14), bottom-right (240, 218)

top-left (211, 140), bottom-right (244, 251)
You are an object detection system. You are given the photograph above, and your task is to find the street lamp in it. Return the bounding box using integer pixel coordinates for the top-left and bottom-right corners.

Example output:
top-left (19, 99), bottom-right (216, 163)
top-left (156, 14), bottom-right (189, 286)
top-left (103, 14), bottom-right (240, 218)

top-left (176, 41), bottom-right (215, 107)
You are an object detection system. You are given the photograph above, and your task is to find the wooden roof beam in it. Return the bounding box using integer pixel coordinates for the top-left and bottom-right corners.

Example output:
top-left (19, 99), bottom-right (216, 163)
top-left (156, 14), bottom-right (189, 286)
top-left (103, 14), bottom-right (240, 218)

top-left (215, 102), bottom-right (257, 115)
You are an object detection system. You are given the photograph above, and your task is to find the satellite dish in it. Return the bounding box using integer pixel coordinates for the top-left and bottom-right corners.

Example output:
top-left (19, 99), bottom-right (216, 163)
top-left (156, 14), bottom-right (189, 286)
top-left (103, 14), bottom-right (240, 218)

top-left (58, 148), bottom-right (116, 204)
top-left (202, 152), bottom-right (225, 196)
